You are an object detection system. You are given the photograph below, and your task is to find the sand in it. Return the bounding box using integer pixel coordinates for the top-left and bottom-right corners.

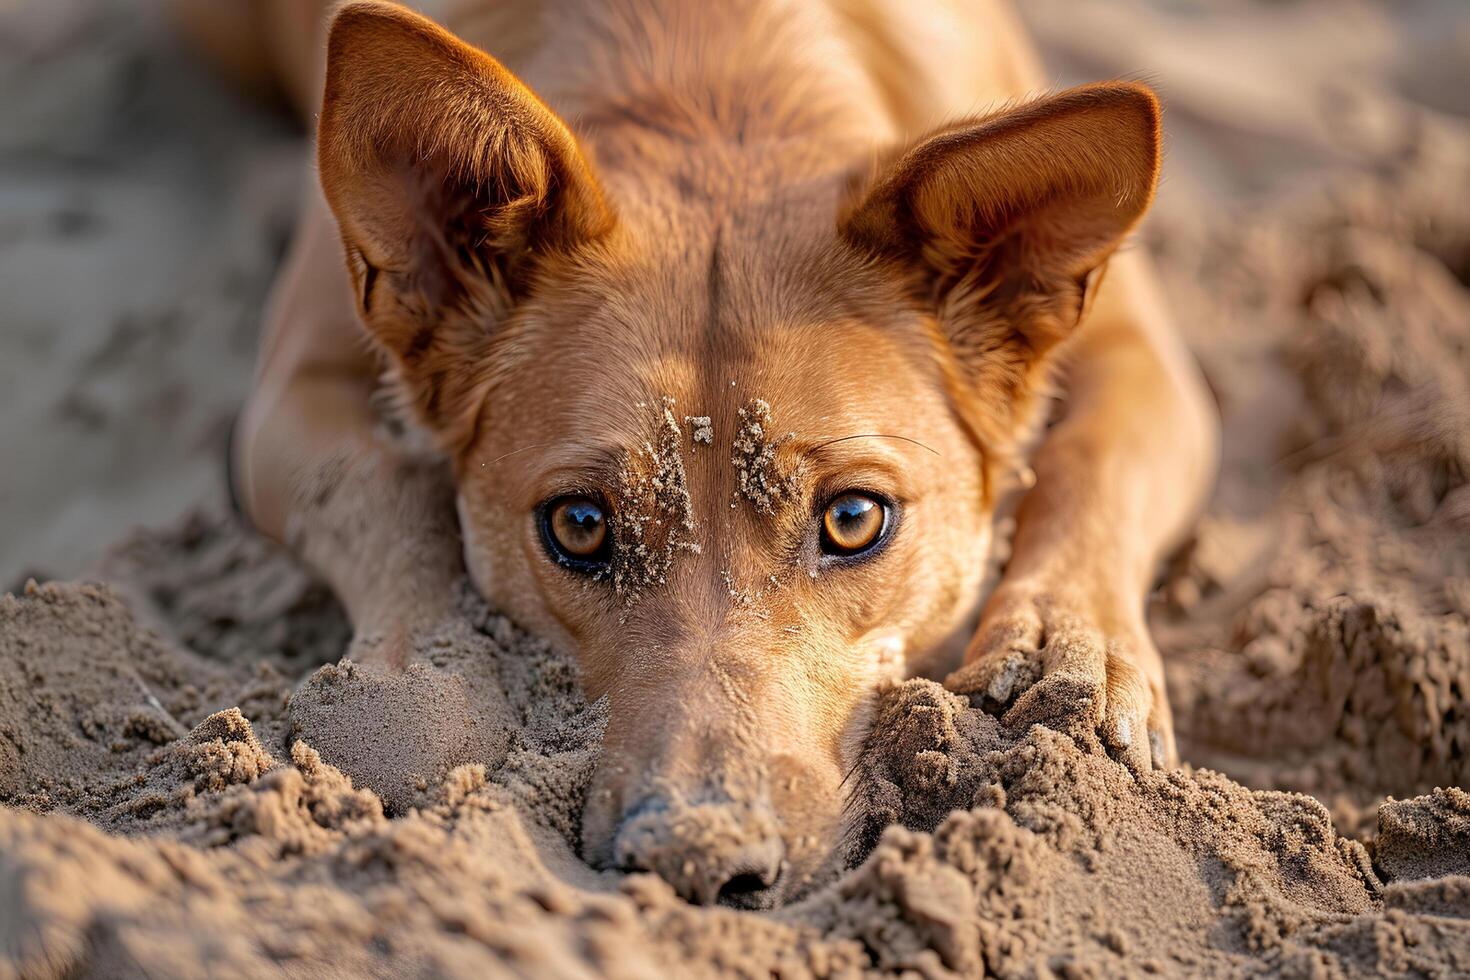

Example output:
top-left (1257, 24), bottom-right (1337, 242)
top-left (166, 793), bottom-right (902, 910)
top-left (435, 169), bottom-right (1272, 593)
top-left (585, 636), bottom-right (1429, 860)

top-left (732, 399), bottom-right (798, 515)
top-left (610, 401), bottom-right (703, 604)
top-left (4, 0), bottom-right (1470, 976)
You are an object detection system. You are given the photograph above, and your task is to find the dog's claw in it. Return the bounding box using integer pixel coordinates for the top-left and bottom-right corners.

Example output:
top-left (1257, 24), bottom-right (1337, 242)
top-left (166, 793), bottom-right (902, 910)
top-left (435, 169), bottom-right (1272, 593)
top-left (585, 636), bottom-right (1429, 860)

top-left (1113, 715), bottom-right (1132, 749)
top-left (1149, 729), bottom-right (1168, 770)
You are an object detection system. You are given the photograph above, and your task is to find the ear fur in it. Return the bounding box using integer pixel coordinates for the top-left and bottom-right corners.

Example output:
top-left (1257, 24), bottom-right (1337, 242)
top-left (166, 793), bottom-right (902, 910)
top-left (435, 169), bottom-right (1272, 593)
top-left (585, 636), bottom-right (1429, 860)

top-left (317, 0), bottom-right (614, 451)
top-left (841, 82), bottom-right (1161, 461)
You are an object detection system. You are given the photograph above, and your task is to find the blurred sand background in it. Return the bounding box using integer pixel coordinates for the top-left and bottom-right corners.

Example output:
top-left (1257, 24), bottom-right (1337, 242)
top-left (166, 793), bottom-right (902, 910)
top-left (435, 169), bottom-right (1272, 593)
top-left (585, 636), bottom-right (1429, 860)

top-left (1, 0), bottom-right (1467, 586)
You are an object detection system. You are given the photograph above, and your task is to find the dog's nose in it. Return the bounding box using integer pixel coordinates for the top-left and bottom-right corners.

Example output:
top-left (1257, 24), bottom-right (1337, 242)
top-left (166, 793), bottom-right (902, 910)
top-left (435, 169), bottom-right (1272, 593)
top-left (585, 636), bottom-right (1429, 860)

top-left (613, 796), bottom-right (786, 908)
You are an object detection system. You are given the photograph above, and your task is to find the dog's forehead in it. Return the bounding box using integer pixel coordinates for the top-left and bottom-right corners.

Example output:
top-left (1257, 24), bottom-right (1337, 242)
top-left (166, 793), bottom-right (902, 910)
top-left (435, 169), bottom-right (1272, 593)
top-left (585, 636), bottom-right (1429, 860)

top-left (482, 188), bottom-right (956, 532)
top-left (507, 289), bottom-right (938, 473)
top-left (516, 193), bottom-right (931, 398)
top-left (468, 202), bottom-right (984, 636)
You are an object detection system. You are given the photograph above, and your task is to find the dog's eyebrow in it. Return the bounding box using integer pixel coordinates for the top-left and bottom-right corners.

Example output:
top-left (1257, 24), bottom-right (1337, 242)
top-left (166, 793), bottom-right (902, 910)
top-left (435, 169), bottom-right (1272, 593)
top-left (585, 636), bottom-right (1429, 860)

top-left (807, 433), bottom-right (941, 456)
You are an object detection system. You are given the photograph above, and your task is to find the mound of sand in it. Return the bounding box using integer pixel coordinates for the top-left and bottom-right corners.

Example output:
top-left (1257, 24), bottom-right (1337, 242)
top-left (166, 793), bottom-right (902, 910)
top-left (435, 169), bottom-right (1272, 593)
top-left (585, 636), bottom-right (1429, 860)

top-left (2, 570), bottom-right (1467, 977)
top-left (4, 112), bottom-right (1470, 974)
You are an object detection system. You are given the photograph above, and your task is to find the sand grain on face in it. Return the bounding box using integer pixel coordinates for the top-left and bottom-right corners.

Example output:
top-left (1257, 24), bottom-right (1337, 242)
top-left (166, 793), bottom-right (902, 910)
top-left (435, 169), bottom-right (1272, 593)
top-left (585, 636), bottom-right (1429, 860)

top-left (610, 401), bottom-right (701, 604)
top-left (732, 399), bottom-right (797, 514)
top-left (685, 415), bottom-right (713, 445)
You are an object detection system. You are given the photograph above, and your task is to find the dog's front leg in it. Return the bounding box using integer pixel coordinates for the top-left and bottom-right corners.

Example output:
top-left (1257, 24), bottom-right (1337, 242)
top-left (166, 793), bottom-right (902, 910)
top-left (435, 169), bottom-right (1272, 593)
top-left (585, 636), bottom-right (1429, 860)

top-left (947, 254), bottom-right (1218, 769)
top-left (235, 194), bottom-right (465, 671)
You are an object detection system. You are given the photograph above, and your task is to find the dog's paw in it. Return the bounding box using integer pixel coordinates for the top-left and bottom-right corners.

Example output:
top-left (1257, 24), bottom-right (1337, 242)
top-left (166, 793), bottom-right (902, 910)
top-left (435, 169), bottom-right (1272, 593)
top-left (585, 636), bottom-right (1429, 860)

top-left (343, 621), bottom-right (424, 672)
top-left (944, 589), bottom-right (1175, 771)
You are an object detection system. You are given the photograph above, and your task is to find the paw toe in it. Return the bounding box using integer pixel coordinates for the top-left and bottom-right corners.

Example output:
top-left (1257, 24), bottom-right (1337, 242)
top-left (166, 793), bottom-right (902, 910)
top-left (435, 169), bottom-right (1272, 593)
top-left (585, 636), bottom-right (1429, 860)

top-left (944, 648), bottom-right (1043, 713)
top-left (1002, 668), bottom-right (1102, 737)
top-left (1101, 654), bottom-right (1161, 771)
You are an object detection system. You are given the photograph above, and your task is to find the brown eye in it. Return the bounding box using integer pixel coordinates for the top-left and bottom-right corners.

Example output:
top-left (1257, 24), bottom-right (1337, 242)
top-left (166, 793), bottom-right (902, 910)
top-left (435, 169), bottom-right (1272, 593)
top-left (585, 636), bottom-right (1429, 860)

top-left (545, 496), bottom-right (609, 566)
top-left (820, 492), bottom-right (887, 556)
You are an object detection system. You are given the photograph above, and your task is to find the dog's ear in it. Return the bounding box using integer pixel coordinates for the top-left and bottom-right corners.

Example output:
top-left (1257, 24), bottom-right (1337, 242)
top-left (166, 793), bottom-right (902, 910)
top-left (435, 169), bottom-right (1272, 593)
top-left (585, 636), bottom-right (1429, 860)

top-left (317, 1), bottom-right (614, 451)
top-left (841, 82), bottom-right (1160, 456)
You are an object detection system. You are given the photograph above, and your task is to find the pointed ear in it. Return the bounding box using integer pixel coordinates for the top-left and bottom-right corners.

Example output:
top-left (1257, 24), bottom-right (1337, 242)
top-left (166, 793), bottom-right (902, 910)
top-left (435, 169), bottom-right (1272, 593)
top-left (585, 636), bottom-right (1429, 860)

top-left (317, 0), bottom-right (614, 451)
top-left (841, 82), bottom-right (1161, 454)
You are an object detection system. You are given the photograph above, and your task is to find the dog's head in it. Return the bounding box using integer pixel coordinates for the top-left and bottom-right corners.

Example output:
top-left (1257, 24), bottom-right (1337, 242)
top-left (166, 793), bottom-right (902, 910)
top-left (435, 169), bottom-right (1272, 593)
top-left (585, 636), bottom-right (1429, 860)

top-left (317, 2), bottom-right (1159, 906)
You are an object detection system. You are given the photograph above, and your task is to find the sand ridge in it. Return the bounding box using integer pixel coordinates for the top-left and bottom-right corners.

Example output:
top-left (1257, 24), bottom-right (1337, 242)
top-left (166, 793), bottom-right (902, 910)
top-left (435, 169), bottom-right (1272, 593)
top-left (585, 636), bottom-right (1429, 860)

top-left (1, 560), bottom-right (1467, 977)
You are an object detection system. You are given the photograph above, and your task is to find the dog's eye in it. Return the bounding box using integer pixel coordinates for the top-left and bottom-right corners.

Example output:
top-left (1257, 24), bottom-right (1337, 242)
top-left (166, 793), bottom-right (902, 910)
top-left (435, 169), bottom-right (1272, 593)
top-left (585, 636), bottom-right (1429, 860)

top-left (820, 492), bottom-right (887, 556)
top-left (544, 496), bottom-right (610, 567)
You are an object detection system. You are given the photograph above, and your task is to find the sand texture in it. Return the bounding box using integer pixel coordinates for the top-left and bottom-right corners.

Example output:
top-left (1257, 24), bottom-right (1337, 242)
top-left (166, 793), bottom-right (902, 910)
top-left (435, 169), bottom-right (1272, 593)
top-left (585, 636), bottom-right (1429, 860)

top-left (4, 0), bottom-right (1470, 976)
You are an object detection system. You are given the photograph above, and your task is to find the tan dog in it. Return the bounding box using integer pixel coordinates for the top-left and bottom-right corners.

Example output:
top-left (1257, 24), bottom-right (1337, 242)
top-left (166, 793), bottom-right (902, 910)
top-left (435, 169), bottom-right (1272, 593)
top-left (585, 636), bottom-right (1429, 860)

top-left (210, 0), bottom-right (1217, 906)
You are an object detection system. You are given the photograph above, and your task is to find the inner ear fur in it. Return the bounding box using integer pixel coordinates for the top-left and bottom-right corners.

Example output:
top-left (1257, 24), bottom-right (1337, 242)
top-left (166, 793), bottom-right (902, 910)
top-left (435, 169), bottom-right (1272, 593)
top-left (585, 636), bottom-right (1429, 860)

top-left (841, 82), bottom-right (1162, 460)
top-left (317, 0), bottom-right (614, 451)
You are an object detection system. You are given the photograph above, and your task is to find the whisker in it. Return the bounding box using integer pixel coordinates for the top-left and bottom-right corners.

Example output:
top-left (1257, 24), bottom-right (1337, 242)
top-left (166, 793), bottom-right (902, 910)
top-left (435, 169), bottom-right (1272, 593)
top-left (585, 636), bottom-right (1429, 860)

top-left (482, 442), bottom-right (554, 467)
top-left (810, 433), bottom-right (941, 457)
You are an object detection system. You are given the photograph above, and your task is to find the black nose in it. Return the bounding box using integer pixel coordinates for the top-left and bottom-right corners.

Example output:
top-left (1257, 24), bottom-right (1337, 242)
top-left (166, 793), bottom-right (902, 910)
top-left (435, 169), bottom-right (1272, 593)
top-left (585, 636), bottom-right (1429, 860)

top-left (614, 797), bottom-right (786, 908)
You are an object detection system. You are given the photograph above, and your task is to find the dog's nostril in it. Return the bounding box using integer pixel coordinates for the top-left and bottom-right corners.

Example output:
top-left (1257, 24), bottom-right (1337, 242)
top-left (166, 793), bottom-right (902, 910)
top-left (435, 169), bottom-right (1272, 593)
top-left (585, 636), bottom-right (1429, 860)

top-left (713, 840), bottom-right (784, 908)
top-left (717, 868), bottom-right (778, 904)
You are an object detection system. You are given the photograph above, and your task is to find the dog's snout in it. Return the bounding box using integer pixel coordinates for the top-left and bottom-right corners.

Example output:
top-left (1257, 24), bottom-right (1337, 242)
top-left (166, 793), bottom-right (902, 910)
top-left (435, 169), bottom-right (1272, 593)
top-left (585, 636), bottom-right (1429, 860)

top-left (613, 795), bottom-right (786, 908)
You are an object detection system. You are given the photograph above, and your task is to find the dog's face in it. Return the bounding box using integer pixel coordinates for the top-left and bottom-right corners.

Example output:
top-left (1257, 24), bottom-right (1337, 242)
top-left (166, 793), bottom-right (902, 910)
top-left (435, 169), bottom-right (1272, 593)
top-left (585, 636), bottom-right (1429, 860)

top-left (317, 4), bottom-right (1159, 905)
top-left (453, 220), bottom-right (994, 902)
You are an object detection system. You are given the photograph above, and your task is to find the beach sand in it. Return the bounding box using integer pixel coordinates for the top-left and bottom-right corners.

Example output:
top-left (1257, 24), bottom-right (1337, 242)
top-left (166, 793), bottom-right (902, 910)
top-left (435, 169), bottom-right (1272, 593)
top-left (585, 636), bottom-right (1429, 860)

top-left (3, 0), bottom-right (1469, 975)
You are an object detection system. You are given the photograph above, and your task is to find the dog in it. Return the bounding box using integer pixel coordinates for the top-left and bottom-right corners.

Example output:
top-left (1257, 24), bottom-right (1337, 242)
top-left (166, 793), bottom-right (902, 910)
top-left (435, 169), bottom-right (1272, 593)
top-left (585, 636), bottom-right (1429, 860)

top-left (195, 0), bottom-right (1217, 907)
